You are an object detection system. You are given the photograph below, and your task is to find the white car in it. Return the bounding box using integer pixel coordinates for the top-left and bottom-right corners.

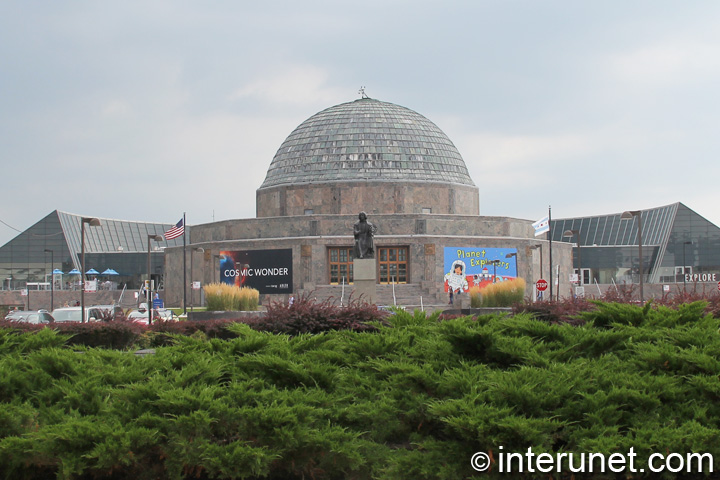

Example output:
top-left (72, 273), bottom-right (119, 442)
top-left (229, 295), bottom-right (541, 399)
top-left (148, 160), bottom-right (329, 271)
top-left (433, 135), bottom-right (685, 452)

top-left (156, 309), bottom-right (179, 322)
top-left (5, 310), bottom-right (55, 324)
top-left (90, 304), bottom-right (124, 320)
top-left (51, 307), bottom-right (104, 323)
top-left (127, 308), bottom-right (178, 325)
top-left (126, 310), bottom-right (153, 325)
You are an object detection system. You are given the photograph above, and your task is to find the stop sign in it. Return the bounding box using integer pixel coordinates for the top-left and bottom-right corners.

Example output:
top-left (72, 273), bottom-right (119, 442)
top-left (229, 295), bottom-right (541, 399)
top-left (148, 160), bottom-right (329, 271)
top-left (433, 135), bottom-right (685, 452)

top-left (536, 279), bottom-right (548, 291)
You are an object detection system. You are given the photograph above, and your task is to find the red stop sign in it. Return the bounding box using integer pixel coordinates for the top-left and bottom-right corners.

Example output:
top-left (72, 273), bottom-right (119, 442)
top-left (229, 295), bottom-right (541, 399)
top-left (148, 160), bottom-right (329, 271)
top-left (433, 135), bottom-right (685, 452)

top-left (536, 279), bottom-right (548, 291)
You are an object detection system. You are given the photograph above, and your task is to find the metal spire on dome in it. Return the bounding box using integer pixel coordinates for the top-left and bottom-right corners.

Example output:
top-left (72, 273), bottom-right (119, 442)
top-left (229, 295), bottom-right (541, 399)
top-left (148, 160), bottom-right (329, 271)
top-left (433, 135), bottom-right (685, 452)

top-left (358, 86), bottom-right (369, 99)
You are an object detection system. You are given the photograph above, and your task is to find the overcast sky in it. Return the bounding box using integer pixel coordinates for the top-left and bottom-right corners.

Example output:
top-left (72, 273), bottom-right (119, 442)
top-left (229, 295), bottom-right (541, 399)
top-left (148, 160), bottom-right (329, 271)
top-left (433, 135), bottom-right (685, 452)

top-left (2, 1), bottom-right (720, 247)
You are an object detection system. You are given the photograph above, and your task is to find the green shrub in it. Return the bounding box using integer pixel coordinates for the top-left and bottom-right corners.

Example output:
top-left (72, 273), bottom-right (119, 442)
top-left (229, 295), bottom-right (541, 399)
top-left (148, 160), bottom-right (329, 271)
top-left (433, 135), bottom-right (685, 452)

top-left (3, 301), bottom-right (720, 479)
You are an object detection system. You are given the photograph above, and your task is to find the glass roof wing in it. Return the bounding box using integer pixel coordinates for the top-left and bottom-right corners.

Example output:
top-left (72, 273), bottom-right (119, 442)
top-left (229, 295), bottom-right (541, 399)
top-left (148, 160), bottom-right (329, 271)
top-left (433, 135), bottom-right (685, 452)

top-left (57, 211), bottom-right (185, 269)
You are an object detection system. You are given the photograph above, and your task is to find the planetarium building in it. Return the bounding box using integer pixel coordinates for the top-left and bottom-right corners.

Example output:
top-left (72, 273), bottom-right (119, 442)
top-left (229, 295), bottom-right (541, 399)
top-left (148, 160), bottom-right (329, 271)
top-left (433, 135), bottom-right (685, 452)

top-left (164, 97), bottom-right (572, 307)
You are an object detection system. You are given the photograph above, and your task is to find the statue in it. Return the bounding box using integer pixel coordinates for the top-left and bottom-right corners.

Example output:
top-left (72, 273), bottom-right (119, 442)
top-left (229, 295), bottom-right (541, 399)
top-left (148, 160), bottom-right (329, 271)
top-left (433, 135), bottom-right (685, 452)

top-left (353, 212), bottom-right (376, 259)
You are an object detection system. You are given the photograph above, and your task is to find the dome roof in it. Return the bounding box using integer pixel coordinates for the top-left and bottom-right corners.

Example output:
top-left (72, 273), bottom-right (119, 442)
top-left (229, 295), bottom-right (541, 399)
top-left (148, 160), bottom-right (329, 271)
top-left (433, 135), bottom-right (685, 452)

top-left (259, 98), bottom-right (475, 189)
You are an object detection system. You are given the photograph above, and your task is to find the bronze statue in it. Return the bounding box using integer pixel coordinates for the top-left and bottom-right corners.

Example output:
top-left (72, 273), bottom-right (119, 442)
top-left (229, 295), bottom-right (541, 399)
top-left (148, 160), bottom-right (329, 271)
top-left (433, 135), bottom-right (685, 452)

top-left (353, 212), bottom-right (376, 259)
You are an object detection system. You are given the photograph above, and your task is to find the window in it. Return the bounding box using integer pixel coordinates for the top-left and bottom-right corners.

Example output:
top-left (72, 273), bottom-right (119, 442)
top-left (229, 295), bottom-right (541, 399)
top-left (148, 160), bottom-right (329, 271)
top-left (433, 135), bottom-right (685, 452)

top-left (675, 266), bottom-right (692, 282)
top-left (304, 209), bottom-right (314, 215)
top-left (572, 268), bottom-right (592, 285)
top-left (378, 247), bottom-right (408, 284)
top-left (422, 207), bottom-right (432, 214)
top-left (328, 247), bottom-right (353, 284)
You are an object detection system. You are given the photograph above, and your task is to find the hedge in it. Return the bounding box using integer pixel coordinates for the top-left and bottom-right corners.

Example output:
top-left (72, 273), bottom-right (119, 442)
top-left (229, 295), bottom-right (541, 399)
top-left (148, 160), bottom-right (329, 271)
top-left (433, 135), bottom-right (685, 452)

top-left (0, 301), bottom-right (719, 478)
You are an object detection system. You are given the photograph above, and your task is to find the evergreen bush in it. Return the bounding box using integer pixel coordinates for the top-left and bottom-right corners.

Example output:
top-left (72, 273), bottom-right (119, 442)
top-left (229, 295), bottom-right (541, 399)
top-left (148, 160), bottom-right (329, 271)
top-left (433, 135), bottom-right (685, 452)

top-left (2, 299), bottom-right (720, 478)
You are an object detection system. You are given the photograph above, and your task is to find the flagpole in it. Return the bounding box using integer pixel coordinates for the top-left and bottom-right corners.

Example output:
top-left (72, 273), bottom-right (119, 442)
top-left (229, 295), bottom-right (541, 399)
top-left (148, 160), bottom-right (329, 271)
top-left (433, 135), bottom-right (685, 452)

top-left (183, 212), bottom-right (187, 315)
top-left (548, 205), bottom-right (553, 301)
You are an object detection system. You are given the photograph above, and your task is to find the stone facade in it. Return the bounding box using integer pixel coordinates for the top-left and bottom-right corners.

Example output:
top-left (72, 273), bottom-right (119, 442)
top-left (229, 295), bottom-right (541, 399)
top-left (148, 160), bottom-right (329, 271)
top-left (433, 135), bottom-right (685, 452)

top-left (162, 213), bottom-right (575, 307)
top-left (256, 181), bottom-right (479, 217)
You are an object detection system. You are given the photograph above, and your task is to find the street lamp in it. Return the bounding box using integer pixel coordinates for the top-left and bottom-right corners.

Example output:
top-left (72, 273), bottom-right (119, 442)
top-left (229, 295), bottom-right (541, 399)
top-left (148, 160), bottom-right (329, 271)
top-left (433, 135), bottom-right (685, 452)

top-left (81, 217), bottom-right (101, 322)
top-left (529, 244), bottom-right (545, 300)
top-left (682, 241), bottom-right (692, 290)
top-left (621, 211), bottom-right (643, 302)
top-left (563, 229), bottom-right (582, 286)
top-left (212, 254), bottom-right (221, 283)
top-left (491, 259), bottom-right (501, 283)
top-left (529, 244), bottom-right (543, 281)
top-left (504, 252), bottom-right (517, 283)
top-left (147, 234), bottom-right (164, 325)
top-left (44, 249), bottom-right (54, 311)
top-left (190, 247), bottom-right (205, 312)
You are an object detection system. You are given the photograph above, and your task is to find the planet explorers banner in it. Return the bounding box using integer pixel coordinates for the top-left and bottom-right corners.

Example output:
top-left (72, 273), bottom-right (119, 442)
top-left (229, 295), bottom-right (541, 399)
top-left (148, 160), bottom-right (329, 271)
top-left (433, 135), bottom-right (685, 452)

top-left (219, 249), bottom-right (293, 294)
top-left (443, 247), bottom-right (518, 293)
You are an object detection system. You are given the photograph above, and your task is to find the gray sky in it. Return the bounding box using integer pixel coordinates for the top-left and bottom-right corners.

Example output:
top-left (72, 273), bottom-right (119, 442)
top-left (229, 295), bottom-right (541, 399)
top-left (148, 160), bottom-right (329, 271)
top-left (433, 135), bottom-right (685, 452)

top-left (2, 1), bottom-right (720, 247)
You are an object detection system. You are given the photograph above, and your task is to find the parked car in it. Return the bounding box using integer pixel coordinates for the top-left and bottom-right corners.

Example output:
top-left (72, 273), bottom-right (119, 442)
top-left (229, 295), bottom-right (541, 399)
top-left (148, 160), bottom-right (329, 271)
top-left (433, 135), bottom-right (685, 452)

top-left (89, 304), bottom-right (124, 321)
top-left (4, 310), bottom-right (55, 324)
top-left (126, 308), bottom-right (178, 325)
top-left (156, 309), bottom-right (179, 322)
top-left (126, 310), bottom-right (154, 325)
top-left (51, 307), bottom-right (104, 323)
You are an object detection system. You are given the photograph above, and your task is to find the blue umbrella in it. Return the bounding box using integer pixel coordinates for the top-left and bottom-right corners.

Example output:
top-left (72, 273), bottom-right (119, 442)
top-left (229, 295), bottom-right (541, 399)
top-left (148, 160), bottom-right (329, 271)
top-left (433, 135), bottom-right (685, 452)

top-left (86, 268), bottom-right (100, 275)
top-left (68, 268), bottom-right (81, 275)
top-left (101, 268), bottom-right (119, 275)
top-left (52, 269), bottom-right (64, 275)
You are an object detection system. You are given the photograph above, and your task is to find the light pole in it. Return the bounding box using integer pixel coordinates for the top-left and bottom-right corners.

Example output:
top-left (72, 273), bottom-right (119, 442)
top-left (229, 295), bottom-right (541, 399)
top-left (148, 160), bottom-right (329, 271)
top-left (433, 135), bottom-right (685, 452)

top-left (212, 254), bottom-right (221, 283)
top-left (190, 247), bottom-right (204, 312)
top-left (529, 243), bottom-right (552, 300)
top-left (505, 252), bottom-right (517, 274)
top-left (529, 244), bottom-right (543, 281)
top-left (621, 211), bottom-right (643, 302)
top-left (563, 229), bottom-right (581, 287)
top-left (682, 240), bottom-right (692, 290)
top-left (147, 234), bottom-right (164, 325)
top-left (491, 259), bottom-right (501, 283)
top-left (44, 249), bottom-right (54, 311)
top-left (81, 217), bottom-right (101, 322)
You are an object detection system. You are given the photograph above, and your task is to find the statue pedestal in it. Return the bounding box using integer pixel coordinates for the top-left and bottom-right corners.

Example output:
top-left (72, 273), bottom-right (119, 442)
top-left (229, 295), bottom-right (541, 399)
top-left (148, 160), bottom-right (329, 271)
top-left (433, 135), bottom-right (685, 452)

top-left (454, 294), bottom-right (470, 309)
top-left (352, 259), bottom-right (377, 305)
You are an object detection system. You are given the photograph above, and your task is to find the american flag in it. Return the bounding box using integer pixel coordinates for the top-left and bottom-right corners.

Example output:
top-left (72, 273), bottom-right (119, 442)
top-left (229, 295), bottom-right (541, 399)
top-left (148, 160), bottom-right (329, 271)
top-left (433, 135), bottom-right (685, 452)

top-left (164, 218), bottom-right (185, 240)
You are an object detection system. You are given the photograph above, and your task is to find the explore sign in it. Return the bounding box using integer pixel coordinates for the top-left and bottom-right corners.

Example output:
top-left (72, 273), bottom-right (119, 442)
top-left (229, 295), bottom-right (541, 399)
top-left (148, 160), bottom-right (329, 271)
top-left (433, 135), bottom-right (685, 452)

top-left (685, 273), bottom-right (719, 283)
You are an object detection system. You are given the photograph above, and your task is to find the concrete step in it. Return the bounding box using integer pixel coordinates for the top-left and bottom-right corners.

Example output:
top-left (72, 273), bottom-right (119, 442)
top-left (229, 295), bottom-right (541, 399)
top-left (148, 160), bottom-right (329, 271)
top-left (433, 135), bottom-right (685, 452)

top-left (299, 284), bottom-right (447, 310)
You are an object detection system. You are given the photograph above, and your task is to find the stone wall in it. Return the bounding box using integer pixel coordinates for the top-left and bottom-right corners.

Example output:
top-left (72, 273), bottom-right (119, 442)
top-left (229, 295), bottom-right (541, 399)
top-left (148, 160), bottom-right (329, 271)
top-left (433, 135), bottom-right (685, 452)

top-left (256, 181), bottom-right (480, 217)
top-left (190, 213), bottom-right (537, 244)
top-left (162, 213), bottom-right (575, 308)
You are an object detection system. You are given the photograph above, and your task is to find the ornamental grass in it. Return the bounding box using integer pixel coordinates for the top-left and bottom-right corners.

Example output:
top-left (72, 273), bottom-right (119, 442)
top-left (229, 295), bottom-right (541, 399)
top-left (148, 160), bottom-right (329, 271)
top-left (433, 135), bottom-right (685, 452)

top-left (470, 277), bottom-right (526, 307)
top-left (203, 282), bottom-right (259, 311)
